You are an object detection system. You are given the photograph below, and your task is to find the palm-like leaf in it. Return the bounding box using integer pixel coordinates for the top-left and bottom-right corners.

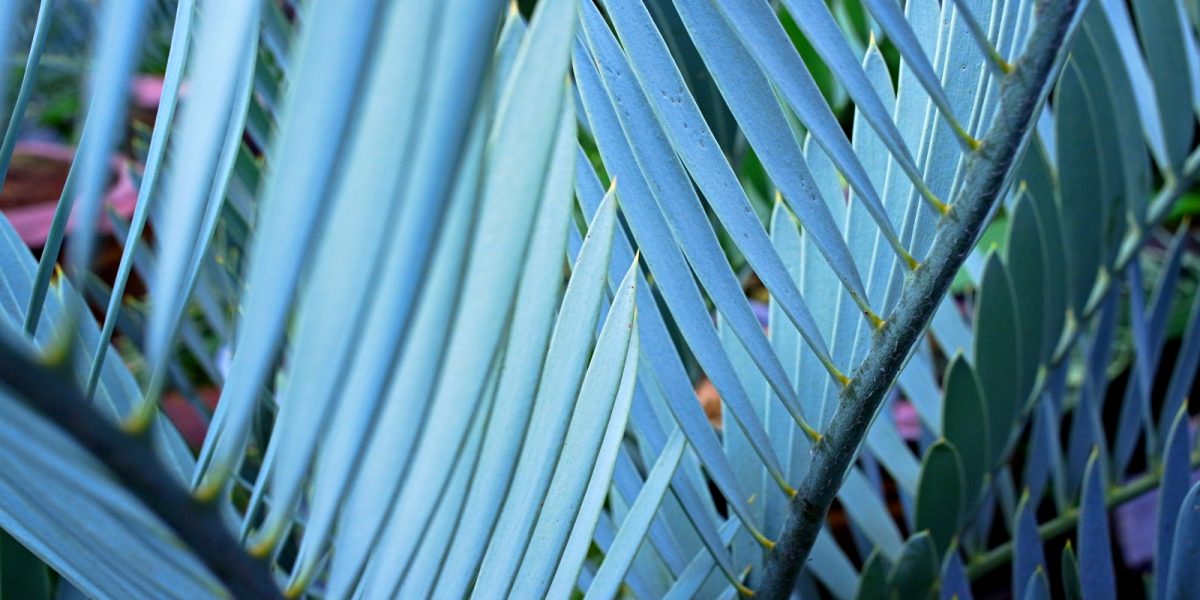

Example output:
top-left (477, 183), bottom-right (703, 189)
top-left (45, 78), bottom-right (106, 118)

top-left (0, 0), bottom-right (1198, 598)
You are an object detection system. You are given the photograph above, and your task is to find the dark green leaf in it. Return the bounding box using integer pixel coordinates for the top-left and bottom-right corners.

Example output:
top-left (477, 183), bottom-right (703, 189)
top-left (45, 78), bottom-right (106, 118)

top-left (915, 440), bottom-right (965, 556)
top-left (1061, 542), bottom-right (1082, 600)
top-left (973, 253), bottom-right (1022, 464)
top-left (1013, 491), bottom-right (1045, 598)
top-left (941, 354), bottom-right (990, 512)
top-left (885, 533), bottom-right (939, 600)
top-left (855, 548), bottom-right (891, 600)
top-left (1079, 451), bottom-right (1116, 600)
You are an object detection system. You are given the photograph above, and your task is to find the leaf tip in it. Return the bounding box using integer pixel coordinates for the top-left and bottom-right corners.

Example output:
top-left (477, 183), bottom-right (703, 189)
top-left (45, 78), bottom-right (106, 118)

top-left (193, 473), bottom-right (225, 504)
top-left (866, 309), bottom-right (886, 331)
top-left (802, 423), bottom-right (822, 445)
top-left (247, 536), bottom-right (275, 560)
top-left (121, 402), bottom-right (157, 436)
top-left (903, 252), bottom-right (921, 272)
top-left (835, 370), bottom-right (851, 387)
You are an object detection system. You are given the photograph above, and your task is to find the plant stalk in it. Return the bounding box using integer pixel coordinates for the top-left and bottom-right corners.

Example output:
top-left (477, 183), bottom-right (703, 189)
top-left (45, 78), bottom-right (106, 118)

top-left (0, 336), bottom-right (282, 599)
top-left (966, 453), bottom-right (1200, 580)
top-left (757, 1), bottom-right (1081, 596)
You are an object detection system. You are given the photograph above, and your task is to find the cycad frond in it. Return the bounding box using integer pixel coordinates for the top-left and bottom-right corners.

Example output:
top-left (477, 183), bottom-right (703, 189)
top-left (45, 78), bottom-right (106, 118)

top-left (1, 0), bottom-right (1199, 598)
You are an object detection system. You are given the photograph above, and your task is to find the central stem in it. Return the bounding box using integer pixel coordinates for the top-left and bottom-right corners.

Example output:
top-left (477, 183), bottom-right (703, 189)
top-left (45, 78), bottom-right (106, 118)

top-left (757, 2), bottom-right (1082, 596)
